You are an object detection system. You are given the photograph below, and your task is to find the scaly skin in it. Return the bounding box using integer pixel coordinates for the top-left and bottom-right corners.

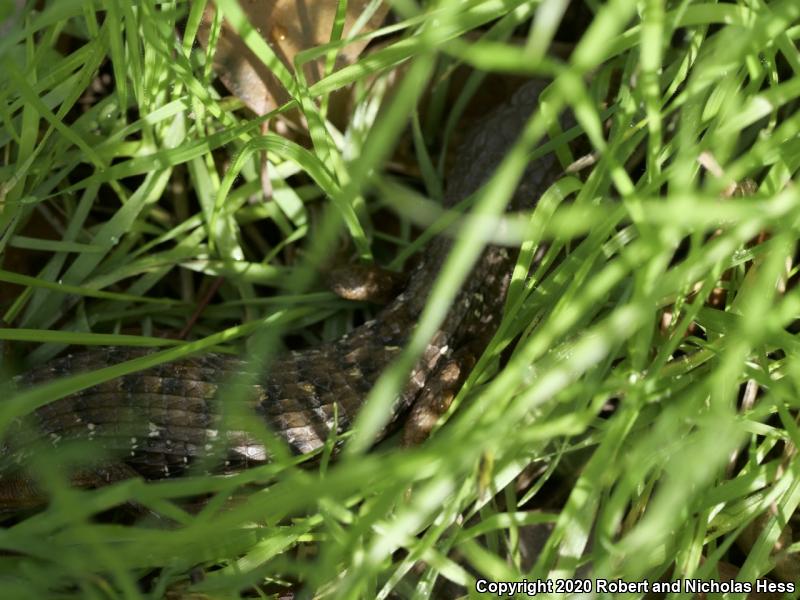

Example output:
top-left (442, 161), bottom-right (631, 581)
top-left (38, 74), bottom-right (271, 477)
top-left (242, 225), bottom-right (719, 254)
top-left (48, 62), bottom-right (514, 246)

top-left (2, 81), bottom-right (564, 507)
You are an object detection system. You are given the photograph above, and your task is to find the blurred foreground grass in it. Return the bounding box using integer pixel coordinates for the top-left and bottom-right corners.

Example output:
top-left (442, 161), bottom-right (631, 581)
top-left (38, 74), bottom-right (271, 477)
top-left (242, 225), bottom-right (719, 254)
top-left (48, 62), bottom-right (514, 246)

top-left (1, 0), bottom-right (800, 598)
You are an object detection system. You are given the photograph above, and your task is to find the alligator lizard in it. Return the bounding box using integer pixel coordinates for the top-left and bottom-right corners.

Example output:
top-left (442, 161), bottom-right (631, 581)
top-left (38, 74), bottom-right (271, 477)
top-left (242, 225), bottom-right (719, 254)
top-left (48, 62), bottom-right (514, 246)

top-left (1, 80), bottom-right (565, 508)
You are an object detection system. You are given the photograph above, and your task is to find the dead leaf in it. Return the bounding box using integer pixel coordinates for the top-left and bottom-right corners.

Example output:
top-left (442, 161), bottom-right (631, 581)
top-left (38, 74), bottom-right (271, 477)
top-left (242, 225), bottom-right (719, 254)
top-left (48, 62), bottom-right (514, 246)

top-left (198, 0), bottom-right (389, 116)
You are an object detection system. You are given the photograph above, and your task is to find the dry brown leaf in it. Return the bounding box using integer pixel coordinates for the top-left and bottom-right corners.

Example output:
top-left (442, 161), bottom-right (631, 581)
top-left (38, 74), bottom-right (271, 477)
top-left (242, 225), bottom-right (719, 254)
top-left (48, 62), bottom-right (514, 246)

top-left (198, 0), bottom-right (389, 116)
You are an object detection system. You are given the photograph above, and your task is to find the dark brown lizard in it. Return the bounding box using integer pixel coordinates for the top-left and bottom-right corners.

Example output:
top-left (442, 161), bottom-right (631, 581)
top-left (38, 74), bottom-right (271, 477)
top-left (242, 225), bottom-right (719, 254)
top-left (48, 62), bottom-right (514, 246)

top-left (1, 80), bottom-right (566, 508)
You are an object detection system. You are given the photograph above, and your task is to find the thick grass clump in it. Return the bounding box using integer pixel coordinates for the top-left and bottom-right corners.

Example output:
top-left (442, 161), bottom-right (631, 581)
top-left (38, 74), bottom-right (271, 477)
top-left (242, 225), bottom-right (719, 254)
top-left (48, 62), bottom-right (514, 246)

top-left (1, 0), bottom-right (800, 598)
